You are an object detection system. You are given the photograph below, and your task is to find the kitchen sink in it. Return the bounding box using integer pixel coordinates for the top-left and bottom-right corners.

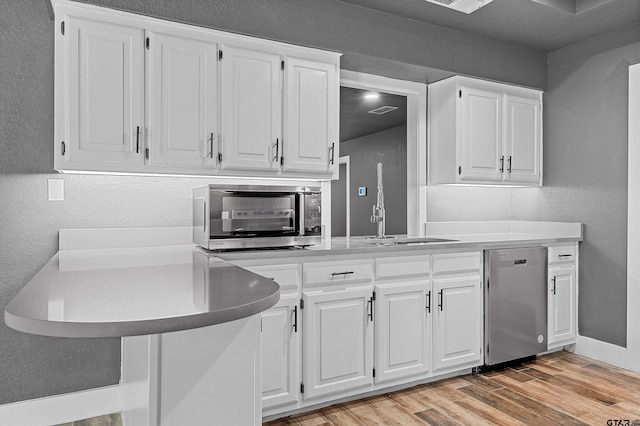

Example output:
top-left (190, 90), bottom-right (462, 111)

top-left (365, 237), bottom-right (458, 246)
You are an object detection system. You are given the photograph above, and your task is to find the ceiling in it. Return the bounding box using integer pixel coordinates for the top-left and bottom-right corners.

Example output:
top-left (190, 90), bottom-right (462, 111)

top-left (337, 0), bottom-right (640, 52)
top-left (340, 87), bottom-right (407, 142)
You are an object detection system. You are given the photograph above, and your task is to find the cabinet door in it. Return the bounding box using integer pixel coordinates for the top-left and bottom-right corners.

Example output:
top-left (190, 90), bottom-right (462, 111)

top-left (432, 275), bottom-right (482, 373)
top-left (147, 31), bottom-right (218, 169)
top-left (261, 295), bottom-right (300, 409)
top-left (63, 17), bottom-right (144, 166)
top-left (374, 281), bottom-right (430, 384)
top-left (302, 286), bottom-right (373, 399)
top-left (504, 94), bottom-right (542, 184)
top-left (548, 264), bottom-right (577, 346)
top-left (220, 44), bottom-right (281, 172)
top-left (459, 87), bottom-right (503, 182)
top-left (283, 57), bottom-right (338, 175)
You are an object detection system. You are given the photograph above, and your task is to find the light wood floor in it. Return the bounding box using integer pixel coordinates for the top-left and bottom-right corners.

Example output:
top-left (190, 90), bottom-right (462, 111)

top-left (264, 351), bottom-right (640, 425)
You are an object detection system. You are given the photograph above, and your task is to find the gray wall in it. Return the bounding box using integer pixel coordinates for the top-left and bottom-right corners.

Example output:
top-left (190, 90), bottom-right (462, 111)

top-left (511, 23), bottom-right (640, 347)
top-left (0, 0), bottom-right (567, 405)
top-left (337, 126), bottom-right (407, 236)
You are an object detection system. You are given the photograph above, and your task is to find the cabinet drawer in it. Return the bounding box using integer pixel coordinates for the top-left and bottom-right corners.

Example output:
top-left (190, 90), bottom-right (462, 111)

top-left (303, 259), bottom-right (372, 286)
top-left (375, 255), bottom-right (430, 280)
top-left (548, 245), bottom-right (576, 264)
top-left (432, 252), bottom-right (481, 275)
top-left (241, 264), bottom-right (300, 293)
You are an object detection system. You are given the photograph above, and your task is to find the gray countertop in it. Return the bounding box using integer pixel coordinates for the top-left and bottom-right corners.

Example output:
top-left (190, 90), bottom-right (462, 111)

top-left (4, 246), bottom-right (280, 338)
top-left (214, 231), bottom-right (583, 261)
top-left (5, 221), bottom-right (582, 338)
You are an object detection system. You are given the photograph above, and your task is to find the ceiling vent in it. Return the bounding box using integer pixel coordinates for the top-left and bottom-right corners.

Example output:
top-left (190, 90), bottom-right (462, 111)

top-left (368, 106), bottom-right (398, 115)
top-left (424, 0), bottom-right (493, 14)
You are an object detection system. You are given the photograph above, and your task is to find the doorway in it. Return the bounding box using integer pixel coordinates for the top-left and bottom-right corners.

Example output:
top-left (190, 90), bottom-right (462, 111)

top-left (331, 71), bottom-right (427, 237)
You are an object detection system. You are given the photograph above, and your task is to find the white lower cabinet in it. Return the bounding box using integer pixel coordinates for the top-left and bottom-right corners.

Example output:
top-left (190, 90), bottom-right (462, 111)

top-left (374, 280), bottom-right (430, 383)
top-left (231, 261), bottom-right (302, 411)
top-left (260, 294), bottom-right (300, 409)
top-left (260, 251), bottom-right (485, 419)
top-left (302, 285), bottom-right (374, 399)
top-left (548, 244), bottom-right (578, 348)
top-left (432, 252), bottom-right (483, 374)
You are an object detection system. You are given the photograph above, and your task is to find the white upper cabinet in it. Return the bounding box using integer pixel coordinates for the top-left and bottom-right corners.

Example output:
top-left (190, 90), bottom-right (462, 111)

top-left (505, 94), bottom-right (542, 184)
top-left (459, 87), bottom-right (503, 182)
top-left (283, 55), bottom-right (339, 176)
top-left (53, 1), bottom-right (341, 179)
top-left (428, 76), bottom-right (543, 186)
top-left (219, 44), bottom-right (282, 173)
top-left (147, 29), bottom-right (219, 170)
top-left (55, 10), bottom-right (145, 170)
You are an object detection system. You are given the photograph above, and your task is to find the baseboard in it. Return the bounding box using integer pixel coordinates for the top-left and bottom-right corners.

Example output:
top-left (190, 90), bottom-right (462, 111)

top-left (573, 335), bottom-right (640, 372)
top-left (0, 385), bottom-right (122, 426)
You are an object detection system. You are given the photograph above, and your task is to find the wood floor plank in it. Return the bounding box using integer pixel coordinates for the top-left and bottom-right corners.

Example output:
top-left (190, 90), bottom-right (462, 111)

top-left (500, 368), bottom-right (535, 382)
top-left (388, 392), bottom-right (435, 413)
top-left (414, 408), bottom-right (464, 426)
top-left (459, 385), bottom-right (558, 426)
top-left (295, 410), bottom-right (332, 426)
top-left (454, 397), bottom-right (528, 426)
top-left (493, 387), bottom-right (589, 426)
top-left (489, 372), bottom-right (605, 417)
top-left (582, 363), bottom-right (640, 392)
top-left (462, 373), bottom-right (505, 392)
top-left (526, 367), bottom-right (622, 406)
top-left (321, 404), bottom-right (366, 426)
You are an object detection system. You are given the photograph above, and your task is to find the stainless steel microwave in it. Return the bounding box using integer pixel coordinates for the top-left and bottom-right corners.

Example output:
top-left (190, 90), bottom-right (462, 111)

top-left (193, 185), bottom-right (322, 250)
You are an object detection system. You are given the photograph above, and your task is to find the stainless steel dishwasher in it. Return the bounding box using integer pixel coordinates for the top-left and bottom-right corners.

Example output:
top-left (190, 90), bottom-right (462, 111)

top-left (484, 247), bottom-right (547, 367)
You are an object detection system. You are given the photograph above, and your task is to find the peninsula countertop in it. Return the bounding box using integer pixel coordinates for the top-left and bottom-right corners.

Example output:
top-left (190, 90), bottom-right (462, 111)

top-left (4, 245), bottom-right (280, 338)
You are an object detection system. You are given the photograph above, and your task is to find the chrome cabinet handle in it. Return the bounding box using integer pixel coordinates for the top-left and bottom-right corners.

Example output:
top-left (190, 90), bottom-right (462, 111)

top-left (329, 142), bottom-right (335, 165)
top-left (135, 126), bottom-right (140, 153)
top-left (426, 291), bottom-right (431, 314)
top-left (331, 271), bottom-right (354, 276)
top-left (273, 138), bottom-right (279, 162)
top-left (552, 276), bottom-right (556, 295)
top-left (499, 155), bottom-right (504, 173)
top-left (209, 133), bottom-right (214, 158)
top-left (367, 296), bottom-right (374, 322)
top-left (292, 305), bottom-right (298, 333)
top-left (507, 155), bottom-right (512, 173)
top-left (438, 290), bottom-right (443, 311)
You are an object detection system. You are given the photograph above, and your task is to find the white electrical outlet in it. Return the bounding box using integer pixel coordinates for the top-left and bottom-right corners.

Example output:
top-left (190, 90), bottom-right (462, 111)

top-left (48, 179), bottom-right (64, 201)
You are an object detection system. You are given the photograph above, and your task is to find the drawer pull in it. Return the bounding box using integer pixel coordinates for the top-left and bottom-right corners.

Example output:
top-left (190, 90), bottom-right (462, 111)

top-left (558, 254), bottom-right (572, 258)
top-left (331, 271), bottom-right (354, 277)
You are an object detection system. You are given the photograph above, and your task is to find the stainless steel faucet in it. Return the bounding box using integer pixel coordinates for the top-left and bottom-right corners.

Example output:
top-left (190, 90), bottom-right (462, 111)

top-left (370, 162), bottom-right (385, 238)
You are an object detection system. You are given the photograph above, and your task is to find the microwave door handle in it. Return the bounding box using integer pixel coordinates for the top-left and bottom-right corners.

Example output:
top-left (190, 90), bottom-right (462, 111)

top-left (298, 193), bottom-right (304, 236)
top-left (203, 200), bottom-right (207, 232)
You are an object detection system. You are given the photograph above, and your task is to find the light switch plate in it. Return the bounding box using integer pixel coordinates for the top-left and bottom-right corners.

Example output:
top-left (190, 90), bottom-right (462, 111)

top-left (48, 179), bottom-right (64, 201)
top-left (358, 187), bottom-right (367, 196)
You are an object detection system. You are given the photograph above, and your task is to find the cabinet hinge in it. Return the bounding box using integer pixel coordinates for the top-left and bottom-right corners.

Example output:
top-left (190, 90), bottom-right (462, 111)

top-left (459, 90), bottom-right (462, 98)
top-left (373, 368), bottom-right (376, 378)
top-left (300, 299), bottom-right (304, 309)
top-left (145, 148), bottom-right (149, 160)
top-left (217, 152), bottom-right (222, 163)
top-left (61, 141), bottom-right (66, 156)
top-left (300, 383), bottom-right (305, 394)
top-left (458, 166), bottom-right (462, 175)
top-left (218, 50), bottom-right (223, 61)
top-left (280, 155), bottom-right (284, 166)
top-left (145, 37), bottom-right (150, 50)
top-left (372, 291), bottom-right (376, 301)
top-left (281, 60), bottom-right (285, 70)
top-left (61, 21), bottom-right (65, 35)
